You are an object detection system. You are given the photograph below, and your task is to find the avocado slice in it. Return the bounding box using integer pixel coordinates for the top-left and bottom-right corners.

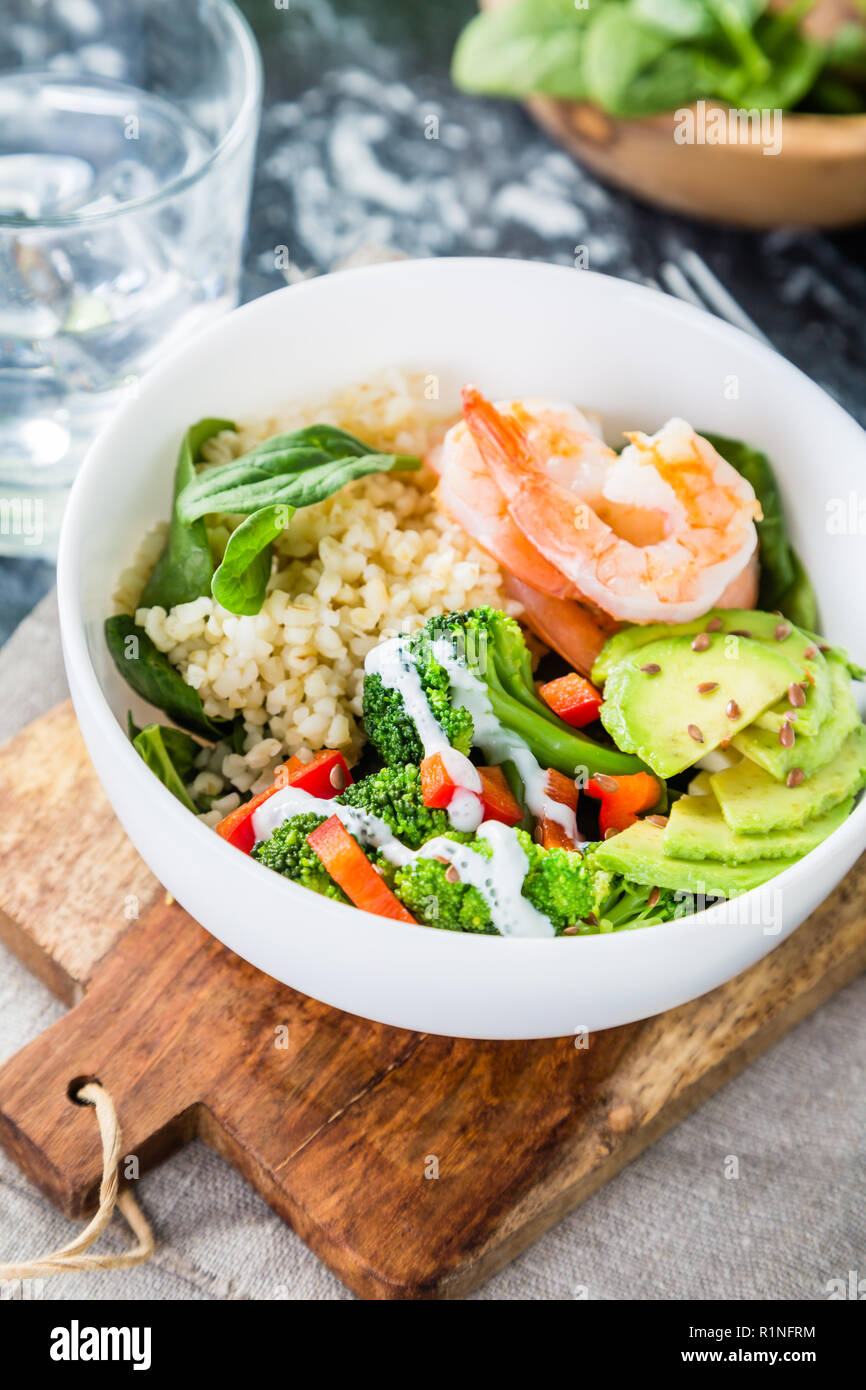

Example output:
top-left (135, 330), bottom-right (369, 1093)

top-left (664, 792), bottom-right (854, 862)
top-left (732, 655), bottom-right (860, 782)
top-left (594, 819), bottom-right (793, 895)
top-left (599, 632), bottom-right (803, 778)
top-left (710, 725), bottom-right (866, 833)
top-left (592, 607), bottom-right (830, 735)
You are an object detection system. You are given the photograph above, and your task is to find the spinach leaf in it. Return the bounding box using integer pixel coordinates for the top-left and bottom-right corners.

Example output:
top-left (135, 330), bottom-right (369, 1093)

top-left (451, 0), bottom-right (591, 99)
top-left (727, 21), bottom-right (825, 109)
top-left (582, 5), bottom-right (673, 116)
top-left (105, 614), bottom-right (234, 740)
top-left (701, 432), bottom-right (796, 609)
top-left (632, 0), bottom-right (717, 40)
top-left (776, 550), bottom-right (818, 632)
top-left (131, 722), bottom-right (201, 813)
top-left (139, 418), bottom-right (235, 610)
top-left (181, 450), bottom-right (420, 525)
top-left (175, 424), bottom-right (377, 522)
top-left (211, 504), bottom-right (295, 617)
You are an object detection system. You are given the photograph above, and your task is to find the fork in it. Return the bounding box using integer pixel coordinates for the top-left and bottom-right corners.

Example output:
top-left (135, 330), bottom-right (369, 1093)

top-left (644, 247), bottom-right (772, 347)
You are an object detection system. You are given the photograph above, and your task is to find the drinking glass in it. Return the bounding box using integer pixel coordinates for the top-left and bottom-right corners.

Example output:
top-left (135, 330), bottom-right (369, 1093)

top-left (0, 0), bottom-right (262, 555)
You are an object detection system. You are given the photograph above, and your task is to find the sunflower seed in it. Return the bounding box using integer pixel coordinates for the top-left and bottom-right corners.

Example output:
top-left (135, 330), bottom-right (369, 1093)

top-left (594, 772), bottom-right (619, 793)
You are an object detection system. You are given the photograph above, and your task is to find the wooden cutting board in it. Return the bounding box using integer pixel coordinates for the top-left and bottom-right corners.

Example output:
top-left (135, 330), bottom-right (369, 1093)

top-left (0, 701), bottom-right (864, 1299)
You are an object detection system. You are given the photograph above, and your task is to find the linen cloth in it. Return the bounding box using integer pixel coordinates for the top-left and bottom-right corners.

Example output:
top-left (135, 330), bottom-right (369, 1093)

top-left (0, 592), bottom-right (862, 1301)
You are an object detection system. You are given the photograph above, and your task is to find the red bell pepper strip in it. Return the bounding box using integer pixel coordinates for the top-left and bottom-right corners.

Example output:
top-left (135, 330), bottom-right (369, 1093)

top-left (306, 815), bottom-right (417, 922)
top-left (277, 748), bottom-right (352, 797)
top-left (216, 761), bottom-right (300, 854)
top-left (476, 766), bottom-right (523, 826)
top-left (539, 768), bottom-right (580, 850)
top-left (538, 672), bottom-right (603, 728)
top-left (419, 752), bottom-right (456, 809)
top-left (420, 754), bottom-right (522, 825)
top-left (585, 771), bottom-right (661, 837)
top-left (217, 749), bottom-right (352, 853)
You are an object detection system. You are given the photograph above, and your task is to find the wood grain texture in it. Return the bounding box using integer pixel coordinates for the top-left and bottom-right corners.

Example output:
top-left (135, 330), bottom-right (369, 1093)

top-left (0, 702), bottom-right (161, 1002)
top-left (0, 701), bottom-right (863, 1298)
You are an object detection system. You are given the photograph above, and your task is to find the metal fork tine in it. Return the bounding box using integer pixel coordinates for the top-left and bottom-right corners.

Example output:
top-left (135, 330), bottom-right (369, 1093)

top-left (658, 261), bottom-right (708, 314)
top-left (676, 248), bottom-right (773, 346)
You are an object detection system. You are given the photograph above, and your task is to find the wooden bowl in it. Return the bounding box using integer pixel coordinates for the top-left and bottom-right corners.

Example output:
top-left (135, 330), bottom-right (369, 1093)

top-left (480, 0), bottom-right (866, 229)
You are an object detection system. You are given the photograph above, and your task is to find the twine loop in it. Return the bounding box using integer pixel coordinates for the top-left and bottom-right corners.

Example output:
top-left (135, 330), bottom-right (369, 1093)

top-left (0, 1081), bottom-right (154, 1279)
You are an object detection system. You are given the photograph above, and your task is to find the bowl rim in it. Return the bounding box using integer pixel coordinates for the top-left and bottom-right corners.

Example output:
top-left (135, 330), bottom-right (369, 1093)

top-left (57, 256), bottom-right (866, 963)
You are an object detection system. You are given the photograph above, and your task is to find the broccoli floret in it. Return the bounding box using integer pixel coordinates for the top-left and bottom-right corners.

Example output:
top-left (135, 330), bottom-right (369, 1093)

top-left (362, 673), bottom-right (424, 766)
top-left (362, 660), bottom-right (474, 767)
top-left (392, 827), bottom-right (612, 936)
top-left (339, 762), bottom-right (471, 850)
top-left (394, 855), bottom-right (497, 934)
top-left (517, 831), bottom-right (611, 930)
top-left (363, 606), bottom-right (643, 778)
top-left (251, 811), bottom-right (349, 903)
top-left (251, 766), bottom-right (470, 901)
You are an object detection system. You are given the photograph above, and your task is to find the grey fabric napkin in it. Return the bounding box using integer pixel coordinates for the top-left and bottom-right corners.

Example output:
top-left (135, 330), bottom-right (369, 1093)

top-left (0, 591), bottom-right (862, 1301)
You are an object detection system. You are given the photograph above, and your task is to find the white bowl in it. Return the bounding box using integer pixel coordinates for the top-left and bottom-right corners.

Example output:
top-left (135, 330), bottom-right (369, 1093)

top-left (57, 258), bottom-right (866, 1039)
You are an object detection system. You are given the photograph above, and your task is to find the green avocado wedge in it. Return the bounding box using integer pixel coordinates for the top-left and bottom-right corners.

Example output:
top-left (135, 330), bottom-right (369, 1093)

top-left (664, 792), bottom-right (854, 863)
top-left (593, 820), bottom-right (793, 897)
top-left (732, 655), bottom-right (860, 781)
top-left (710, 725), bottom-right (866, 834)
top-left (599, 632), bottom-right (803, 778)
top-left (593, 609), bottom-right (831, 737)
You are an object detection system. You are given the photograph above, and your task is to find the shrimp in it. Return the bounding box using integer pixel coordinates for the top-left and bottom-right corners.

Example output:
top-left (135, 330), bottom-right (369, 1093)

top-left (462, 388), bottom-right (761, 626)
top-left (504, 575), bottom-right (614, 676)
top-left (430, 398), bottom-right (611, 601)
top-left (430, 416), bottom-right (579, 599)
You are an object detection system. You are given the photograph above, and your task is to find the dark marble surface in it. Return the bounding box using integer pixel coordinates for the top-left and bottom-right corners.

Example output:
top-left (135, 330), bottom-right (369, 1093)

top-left (3, 0), bottom-right (865, 648)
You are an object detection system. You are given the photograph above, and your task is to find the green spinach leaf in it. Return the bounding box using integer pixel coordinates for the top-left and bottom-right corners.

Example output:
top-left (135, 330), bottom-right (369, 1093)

top-left (131, 722), bottom-right (201, 812)
top-left (175, 424), bottom-right (376, 521)
top-left (451, 0), bottom-right (591, 99)
top-left (177, 440), bottom-right (420, 524)
top-left (105, 614), bottom-right (234, 740)
top-left (211, 504), bottom-right (295, 616)
top-left (139, 418), bottom-right (235, 610)
top-left (701, 431), bottom-right (796, 609)
top-left (776, 550), bottom-right (818, 632)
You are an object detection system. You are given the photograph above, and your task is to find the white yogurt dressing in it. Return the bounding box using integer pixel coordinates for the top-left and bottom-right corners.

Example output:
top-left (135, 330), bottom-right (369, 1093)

top-left (364, 638), bottom-right (484, 831)
top-left (253, 782), bottom-right (555, 937)
top-left (252, 632), bottom-right (583, 938)
top-left (252, 784), bottom-right (415, 867)
top-left (429, 637), bottom-right (577, 840)
top-left (414, 823), bottom-right (554, 938)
